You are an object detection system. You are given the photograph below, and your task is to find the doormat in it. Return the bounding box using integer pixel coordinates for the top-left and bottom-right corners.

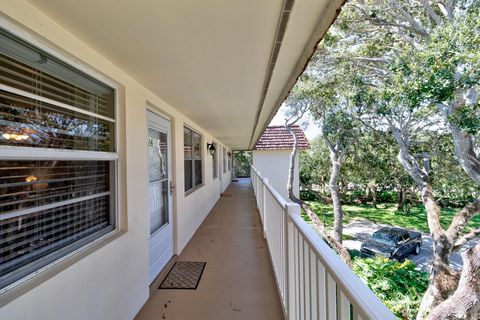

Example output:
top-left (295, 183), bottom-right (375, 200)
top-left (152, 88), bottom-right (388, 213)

top-left (231, 179), bottom-right (239, 182)
top-left (221, 193), bottom-right (232, 197)
top-left (159, 261), bottom-right (206, 290)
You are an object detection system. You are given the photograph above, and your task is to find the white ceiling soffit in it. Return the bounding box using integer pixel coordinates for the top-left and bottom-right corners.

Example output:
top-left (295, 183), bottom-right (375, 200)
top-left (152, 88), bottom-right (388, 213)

top-left (26, 0), bottom-right (344, 150)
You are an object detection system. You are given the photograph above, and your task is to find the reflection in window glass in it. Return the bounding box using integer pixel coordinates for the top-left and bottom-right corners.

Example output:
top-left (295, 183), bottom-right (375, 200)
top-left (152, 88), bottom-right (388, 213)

top-left (195, 160), bottom-right (202, 186)
top-left (184, 128), bottom-right (192, 160)
top-left (193, 132), bottom-right (201, 159)
top-left (212, 142), bottom-right (218, 179)
top-left (184, 160), bottom-right (193, 191)
top-left (184, 126), bottom-right (202, 192)
top-left (0, 90), bottom-right (114, 151)
top-left (0, 27), bottom-right (117, 290)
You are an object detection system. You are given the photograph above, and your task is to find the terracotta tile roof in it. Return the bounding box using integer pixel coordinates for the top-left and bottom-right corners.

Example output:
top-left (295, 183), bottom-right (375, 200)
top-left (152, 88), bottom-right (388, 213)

top-left (254, 125), bottom-right (309, 150)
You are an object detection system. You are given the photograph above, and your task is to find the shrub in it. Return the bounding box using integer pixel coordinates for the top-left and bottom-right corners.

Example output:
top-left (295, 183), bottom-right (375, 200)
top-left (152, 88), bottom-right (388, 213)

top-left (377, 191), bottom-right (399, 203)
top-left (300, 189), bottom-right (318, 201)
top-left (352, 257), bottom-right (428, 320)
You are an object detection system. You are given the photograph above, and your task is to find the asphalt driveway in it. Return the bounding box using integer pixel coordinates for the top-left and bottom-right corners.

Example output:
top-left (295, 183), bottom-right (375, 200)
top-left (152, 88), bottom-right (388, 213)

top-left (342, 218), bottom-right (479, 272)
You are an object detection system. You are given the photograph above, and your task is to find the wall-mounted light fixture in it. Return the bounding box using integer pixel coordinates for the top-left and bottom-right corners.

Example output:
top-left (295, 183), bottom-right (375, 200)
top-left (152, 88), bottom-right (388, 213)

top-left (207, 143), bottom-right (216, 156)
top-left (227, 151), bottom-right (232, 158)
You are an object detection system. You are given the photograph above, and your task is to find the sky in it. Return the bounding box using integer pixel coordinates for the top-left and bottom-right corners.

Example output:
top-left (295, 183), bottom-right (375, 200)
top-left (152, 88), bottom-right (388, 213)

top-left (269, 103), bottom-right (321, 140)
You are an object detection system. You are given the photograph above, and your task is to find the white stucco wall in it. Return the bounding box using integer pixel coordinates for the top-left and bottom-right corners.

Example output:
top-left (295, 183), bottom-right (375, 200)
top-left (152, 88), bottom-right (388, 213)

top-left (252, 150), bottom-right (299, 201)
top-left (0, 1), bottom-right (233, 319)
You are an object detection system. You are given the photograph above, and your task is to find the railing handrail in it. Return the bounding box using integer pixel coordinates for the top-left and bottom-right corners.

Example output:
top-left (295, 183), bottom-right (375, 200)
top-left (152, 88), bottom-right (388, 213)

top-left (264, 179), bottom-right (289, 209)
top-left (288, 212), bottom-right (396, 320)
top-left (250, 165), bottom-right (396, 320)
top-left (251, 166), bottom-right (261, 180)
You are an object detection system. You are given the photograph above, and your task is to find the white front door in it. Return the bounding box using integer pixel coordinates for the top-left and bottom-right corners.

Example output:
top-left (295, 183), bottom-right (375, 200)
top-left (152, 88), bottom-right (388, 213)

top-left (147, 110), bottom-right (174, 284)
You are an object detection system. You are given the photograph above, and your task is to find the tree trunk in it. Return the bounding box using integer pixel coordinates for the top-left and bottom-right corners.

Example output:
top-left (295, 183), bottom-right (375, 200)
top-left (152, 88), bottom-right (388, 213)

top-left (391, 125), bottom-right (480, 319)
top-left (364, 185), bottom-right (371, 204)
top-left (427, 242), bottom-right (480, 320)
top-left (329, 150), bottom-right (344, 243)
top-left (300, 182), bottom-right (332, 204)
top-left (397, 184), bottom-right (405, 211)
top-left (304, 204), bottom-right (352, 266)
top-left (371, 184), bottom-right (377, 208)
top-left (417, 185), bottom-right (460, 319)
top-left (286, 125), bottom-right (301, 205)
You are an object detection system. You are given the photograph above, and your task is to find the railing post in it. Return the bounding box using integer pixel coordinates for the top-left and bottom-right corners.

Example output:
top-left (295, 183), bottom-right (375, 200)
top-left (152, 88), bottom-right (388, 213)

top-left (255, 171), bottom-right (260, 210)
top-left (250, 167), bottom-right (254, 192)
top-left (285, 202), bottom-right (300, 320)
top-left (262, 178), bottom-right (268, 239)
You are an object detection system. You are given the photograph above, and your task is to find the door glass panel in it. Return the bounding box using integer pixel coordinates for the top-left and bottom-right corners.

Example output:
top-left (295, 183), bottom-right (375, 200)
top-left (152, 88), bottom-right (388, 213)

top-left (148, 128), bottom-right (168, 234)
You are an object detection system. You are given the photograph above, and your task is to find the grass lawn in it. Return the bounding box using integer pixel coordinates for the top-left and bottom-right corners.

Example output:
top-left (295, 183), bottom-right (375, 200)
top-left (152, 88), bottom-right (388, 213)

top-left (306, 201), bottom-right (480, 233)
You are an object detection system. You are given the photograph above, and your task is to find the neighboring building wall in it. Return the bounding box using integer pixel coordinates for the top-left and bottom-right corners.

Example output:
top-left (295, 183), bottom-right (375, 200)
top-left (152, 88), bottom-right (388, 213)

top-left (0, 2), bottom-right (233, 319)
top-left (252, 150), bottom-right (299, 200)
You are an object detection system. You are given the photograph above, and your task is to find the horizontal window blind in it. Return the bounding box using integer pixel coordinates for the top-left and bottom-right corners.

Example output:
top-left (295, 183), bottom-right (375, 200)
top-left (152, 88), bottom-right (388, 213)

top-left (0, 27), bottom-right (117, 290)
top-left (0, 29), bottom-right (114, 119)
top-left (0, 160), bottom-right (110, 214)
top-left (0, 160), bottom-right (114, 288)
top-left (0, 90), bottom-right (114, 151)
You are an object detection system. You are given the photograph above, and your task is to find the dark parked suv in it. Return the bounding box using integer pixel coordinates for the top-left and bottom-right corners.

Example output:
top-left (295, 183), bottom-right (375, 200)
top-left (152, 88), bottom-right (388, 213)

top-left (360, 226), bottom-right (422, 261)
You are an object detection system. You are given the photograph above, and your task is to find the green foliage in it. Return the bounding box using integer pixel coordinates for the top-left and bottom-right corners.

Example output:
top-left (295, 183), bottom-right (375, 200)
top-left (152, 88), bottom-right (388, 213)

top-left (233, 151), bottom-right (251, 177)
top-left (352, 257), bottom-right (429, 319)
top-left (385, 5), bottom-right (480, 134)
top-left (299, 189), bottom-right (318, 201)
top-left (376, 191), bottom-right (399, 203)
top-left (449, 105), bottom-right (480, 135)
top-left (299, 139), bottom-right (330, 186)
top-left (307, 201), bottom-right (480, 233)
top-left (291, 1), bottom-right (480, 317)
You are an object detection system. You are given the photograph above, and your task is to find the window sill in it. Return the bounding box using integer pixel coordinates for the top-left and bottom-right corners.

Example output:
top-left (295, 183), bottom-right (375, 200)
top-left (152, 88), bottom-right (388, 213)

top-left (185, 183), bottom-right (204, 197)
top-left (0, 229), bottom-right (126, 308)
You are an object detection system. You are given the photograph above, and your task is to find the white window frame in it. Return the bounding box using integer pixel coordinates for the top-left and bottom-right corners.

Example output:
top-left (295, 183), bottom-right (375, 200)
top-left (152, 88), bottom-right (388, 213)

top-left (228, 150), bottom-right (231, 171)
top-left (0, 22), bottom-right (122, 297)
top-left (184, 125), bottom-right (204, 194)
top-left (212, 141), bottom-right (218, 180)
top-left (223, 147), bottom-right (227, 174)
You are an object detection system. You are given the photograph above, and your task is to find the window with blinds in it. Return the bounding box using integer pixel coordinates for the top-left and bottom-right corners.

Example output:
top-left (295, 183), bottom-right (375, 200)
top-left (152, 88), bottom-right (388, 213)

top-left (0, 28), bottom-right (117, 290)
top-left (184, 126), bottom-right (203, 193)
top-left (223, 147), bottom-right (227, 174)
top-left (212, 142), bottom-right (218, 180)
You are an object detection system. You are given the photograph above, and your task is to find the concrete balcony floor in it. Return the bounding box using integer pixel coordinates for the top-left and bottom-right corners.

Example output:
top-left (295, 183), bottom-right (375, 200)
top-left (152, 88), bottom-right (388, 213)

top-left (135, 179), bottom-right (284, 320)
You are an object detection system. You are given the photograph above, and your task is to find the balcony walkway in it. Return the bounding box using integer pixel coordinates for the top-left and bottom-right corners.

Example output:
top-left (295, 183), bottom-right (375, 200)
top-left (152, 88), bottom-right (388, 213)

top-left (135, 178), bottom-right (284, 320)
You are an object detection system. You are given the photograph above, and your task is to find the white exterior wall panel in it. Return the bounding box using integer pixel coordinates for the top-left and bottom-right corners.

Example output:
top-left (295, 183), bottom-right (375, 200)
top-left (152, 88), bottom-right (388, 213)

top-left (0, 1), bottom-right (232, 319)
top-left (252, 150), bottom-right (299, 201)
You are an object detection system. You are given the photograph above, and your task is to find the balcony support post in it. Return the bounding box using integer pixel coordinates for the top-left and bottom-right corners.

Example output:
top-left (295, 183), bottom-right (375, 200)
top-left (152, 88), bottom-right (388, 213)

top-left (285, 202), bottom-right (300, 320)
top-left (262, 178), bottom-right (268, 239)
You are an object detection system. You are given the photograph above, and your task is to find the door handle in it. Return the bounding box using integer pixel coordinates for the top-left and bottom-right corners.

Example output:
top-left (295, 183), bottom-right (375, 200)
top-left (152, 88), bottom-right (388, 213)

top-left (169, 181), bottom-right (175, 196)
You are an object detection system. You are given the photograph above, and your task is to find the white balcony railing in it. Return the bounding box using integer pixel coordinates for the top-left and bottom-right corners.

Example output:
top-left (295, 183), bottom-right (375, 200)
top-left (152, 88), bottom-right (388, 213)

top-left (251, 166), bottom-right (396, 320)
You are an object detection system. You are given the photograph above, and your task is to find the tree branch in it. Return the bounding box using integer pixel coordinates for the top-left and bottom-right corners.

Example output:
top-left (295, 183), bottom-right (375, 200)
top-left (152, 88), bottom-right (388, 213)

top-left (447, 199), bottom-right (480, 244)
top-left (453, 228), bottom-right (480, 251)
top-left (304, 203), bottom-right (352, 266)
top-left (387, 0), bottom-right (430, 36)
top-left (421, 0), bottom-right (443, 26)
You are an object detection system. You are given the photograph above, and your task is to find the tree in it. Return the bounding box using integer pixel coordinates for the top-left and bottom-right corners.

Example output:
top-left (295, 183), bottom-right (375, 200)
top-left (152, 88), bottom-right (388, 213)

top-left (283, 91), bottom-right (311, 205)
top-left (297, 0), bottom-right (480, 317)
top-left (319, 107), bottom-right (357, 242)
top-left (381, 7), bottom-right (480, 317)
top-left (284, 87), bottom-right (354, 266)
top-left (233, 151), bottom-right (251, 177)
top-left (299, 137), bottom-right (332, 203)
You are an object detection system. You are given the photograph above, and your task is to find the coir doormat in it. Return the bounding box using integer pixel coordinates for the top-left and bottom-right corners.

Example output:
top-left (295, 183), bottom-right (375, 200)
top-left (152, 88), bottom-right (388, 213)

top-left (159, 261), bottom-right (206, 290)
